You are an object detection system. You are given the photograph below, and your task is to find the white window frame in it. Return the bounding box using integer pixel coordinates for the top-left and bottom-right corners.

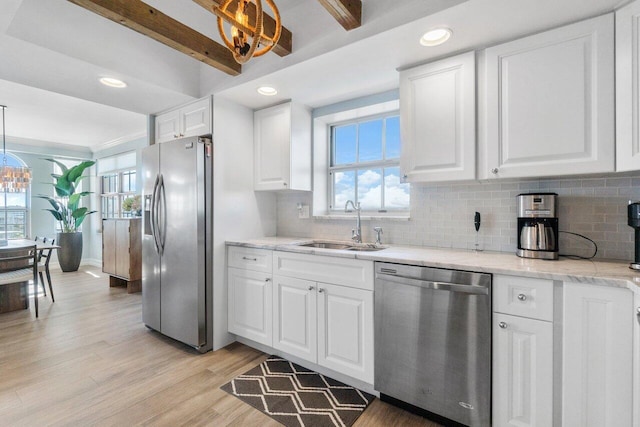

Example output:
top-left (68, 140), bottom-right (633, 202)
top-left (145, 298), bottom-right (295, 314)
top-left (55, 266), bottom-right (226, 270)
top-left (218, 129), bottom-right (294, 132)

top-left (328, 111), bottom-right (405, 213)
top-left (312, 99), bottom-right (409, 219)
top-left (99, 169), bottom-right (137, 219)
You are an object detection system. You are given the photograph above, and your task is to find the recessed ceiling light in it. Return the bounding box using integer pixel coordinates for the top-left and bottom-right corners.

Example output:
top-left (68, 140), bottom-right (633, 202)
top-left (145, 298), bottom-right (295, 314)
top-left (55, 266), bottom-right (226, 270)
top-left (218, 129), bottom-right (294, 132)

top-left (420, 28), bottom-right (452, 47)
top-left (257, 86), bottom-right (278, 96)
top-left (99, 77), bottom-right (127, 88)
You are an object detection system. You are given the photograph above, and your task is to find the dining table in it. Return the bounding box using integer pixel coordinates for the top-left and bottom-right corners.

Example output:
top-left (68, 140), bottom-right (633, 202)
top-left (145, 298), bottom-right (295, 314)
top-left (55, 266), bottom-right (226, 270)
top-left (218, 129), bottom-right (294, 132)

top-left (0, 239), bottom-right (62, 315)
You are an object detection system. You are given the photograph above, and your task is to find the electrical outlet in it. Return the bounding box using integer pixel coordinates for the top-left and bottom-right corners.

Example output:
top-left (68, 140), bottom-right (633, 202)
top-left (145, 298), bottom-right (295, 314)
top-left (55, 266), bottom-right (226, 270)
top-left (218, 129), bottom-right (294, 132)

top-left (298, 205), bottom-right (310, 219)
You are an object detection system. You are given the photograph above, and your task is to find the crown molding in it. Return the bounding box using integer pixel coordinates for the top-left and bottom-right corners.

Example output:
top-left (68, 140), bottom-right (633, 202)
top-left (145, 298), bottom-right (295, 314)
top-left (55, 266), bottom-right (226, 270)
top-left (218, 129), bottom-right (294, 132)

top-left (90, 131), bottom-right (147, 153)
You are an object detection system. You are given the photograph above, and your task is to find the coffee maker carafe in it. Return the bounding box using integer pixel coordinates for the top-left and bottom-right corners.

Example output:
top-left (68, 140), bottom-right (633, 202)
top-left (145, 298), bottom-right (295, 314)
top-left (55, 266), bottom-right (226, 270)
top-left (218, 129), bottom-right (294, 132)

top-left (517, 193), bottom-right (559, 260)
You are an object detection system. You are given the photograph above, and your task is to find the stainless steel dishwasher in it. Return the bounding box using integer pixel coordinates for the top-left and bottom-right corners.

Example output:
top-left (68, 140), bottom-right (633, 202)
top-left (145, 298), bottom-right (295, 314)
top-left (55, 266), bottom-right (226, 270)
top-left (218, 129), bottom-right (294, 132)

top-left (375, 262), bottom-right (491, 427)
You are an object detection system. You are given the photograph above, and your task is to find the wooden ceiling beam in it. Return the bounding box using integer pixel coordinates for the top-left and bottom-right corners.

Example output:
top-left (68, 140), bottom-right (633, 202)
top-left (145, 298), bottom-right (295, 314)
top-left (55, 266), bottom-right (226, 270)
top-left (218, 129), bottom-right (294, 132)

top-left (193, 0), bottom-right (292, 57)
top-left (67, 0), bottom-right (241, 75)
top-left (317, 0), bottom-right (361, 31)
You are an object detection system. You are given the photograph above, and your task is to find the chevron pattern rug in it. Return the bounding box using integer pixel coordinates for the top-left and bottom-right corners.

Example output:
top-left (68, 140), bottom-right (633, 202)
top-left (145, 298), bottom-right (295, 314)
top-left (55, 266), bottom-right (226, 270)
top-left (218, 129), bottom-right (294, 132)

top-left (221, 355), bottom-right (374, 427)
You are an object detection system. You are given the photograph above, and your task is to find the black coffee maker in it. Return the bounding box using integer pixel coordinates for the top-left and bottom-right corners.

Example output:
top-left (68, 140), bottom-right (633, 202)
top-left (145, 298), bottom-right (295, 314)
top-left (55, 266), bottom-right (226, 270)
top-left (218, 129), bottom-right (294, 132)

top-left (627, 202), bottom-right (640, 270)
top-left (517, 193), bottom-right (559, 260)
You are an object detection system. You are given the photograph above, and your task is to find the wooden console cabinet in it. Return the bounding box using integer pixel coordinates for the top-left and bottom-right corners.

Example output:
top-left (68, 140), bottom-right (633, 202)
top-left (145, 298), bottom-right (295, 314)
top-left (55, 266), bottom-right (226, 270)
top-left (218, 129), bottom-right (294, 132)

top-left (102, 218), bottom-right (141, 293)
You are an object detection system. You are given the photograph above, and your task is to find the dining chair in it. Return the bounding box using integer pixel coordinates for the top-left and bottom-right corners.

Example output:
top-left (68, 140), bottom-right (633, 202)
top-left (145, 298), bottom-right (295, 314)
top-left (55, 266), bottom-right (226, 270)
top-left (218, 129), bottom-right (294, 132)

top-left (37, 238), bottom-right (55, 302)
top-left (0, 245), bottom-right (39, 317)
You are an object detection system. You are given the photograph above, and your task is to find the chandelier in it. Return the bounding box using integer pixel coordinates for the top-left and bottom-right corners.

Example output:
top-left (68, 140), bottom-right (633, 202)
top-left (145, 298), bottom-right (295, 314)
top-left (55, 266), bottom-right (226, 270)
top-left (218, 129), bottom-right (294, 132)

top-left (0, 106), bottom-right (31, 193)
top-left (214, 0), bottom-right (282, 64)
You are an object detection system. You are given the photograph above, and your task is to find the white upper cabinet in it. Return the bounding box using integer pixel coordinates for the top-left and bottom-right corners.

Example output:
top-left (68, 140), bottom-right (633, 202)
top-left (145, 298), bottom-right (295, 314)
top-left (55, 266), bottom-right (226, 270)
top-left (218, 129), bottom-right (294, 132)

top-left (480, 14), bottom-right (615, 179)
top-left (254, 102), bottom-right (311, 191)
top-left (155, 97), bottom-right (212, 144)
top-left (400, 51), bottom-right (476, 182)
top-left (616, 1), bottom-right (640, 171)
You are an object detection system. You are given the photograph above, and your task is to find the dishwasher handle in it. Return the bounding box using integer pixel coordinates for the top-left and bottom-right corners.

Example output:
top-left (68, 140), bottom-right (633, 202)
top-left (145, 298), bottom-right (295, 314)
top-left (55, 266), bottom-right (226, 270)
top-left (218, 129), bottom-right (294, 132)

top-left (376, 273), bottom-right (489, 295)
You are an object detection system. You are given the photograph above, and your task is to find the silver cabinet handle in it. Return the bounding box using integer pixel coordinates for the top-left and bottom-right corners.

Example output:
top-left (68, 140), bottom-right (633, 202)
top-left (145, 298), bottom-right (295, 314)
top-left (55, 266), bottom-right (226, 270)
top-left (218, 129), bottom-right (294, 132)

top-left (499, 321), bottom-right (508, 329)
top-left (491, 168), bottom-right (499, 174)
top-left (318, 288), bottom-right (325, 293)
top-left (636, 307), bottom-right (640, 324)
top-left (242, 256), bottom-right (257, 261)
top-left (308, 286), bottom-right (314, 291)
top-left (517, 294), bottom-right (527, 301)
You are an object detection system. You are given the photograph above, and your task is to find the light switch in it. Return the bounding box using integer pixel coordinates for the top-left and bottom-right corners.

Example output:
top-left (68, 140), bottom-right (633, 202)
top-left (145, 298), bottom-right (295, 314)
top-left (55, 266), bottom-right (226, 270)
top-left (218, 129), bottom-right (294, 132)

top-left (298, 204), bottom-right (310, 219)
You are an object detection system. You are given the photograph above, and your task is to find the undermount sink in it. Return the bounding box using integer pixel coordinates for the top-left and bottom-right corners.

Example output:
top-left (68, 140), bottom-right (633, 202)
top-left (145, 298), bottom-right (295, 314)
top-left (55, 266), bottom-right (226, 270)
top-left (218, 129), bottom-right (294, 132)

top-left (298, 242), bottom-right (353, 249)
top-left (296, 241), bottom-right (386, 251)
top-left (347, 246), bottom-right (385, 252)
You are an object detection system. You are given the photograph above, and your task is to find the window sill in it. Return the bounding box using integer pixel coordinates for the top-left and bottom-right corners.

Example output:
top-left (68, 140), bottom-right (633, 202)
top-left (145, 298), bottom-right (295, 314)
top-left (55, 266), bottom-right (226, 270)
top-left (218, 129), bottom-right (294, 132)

top-left (313, 214), bottom-right (410, 222)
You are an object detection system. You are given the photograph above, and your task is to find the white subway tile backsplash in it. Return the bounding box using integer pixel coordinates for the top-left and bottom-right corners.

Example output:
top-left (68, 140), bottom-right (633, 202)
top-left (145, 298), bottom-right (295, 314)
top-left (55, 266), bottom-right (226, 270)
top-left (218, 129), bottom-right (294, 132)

top-left (276, 173), bottom-right (640, 262)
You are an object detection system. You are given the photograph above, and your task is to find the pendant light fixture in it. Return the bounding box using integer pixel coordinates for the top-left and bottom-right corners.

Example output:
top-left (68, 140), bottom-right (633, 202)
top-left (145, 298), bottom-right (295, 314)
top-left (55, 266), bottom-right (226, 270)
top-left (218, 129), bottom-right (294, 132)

top-left (214, 0), bottom-right (282, 64)
top-left (0, 105), bottom-right (32, 246)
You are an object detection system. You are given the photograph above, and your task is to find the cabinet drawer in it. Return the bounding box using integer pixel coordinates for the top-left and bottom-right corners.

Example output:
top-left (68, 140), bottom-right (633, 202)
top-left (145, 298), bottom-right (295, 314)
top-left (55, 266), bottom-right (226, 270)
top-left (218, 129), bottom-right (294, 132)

top-left (228, 246), bottom-right (273, 273)
top-left (493, 275), bottom-right (554, 321)
top-left (273, 251), bottom-right (374, 291)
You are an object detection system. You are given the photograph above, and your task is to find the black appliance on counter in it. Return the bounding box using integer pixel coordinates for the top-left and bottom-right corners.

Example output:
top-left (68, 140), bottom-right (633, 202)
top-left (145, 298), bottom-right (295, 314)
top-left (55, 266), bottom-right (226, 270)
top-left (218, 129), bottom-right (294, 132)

top-left (627, 202), bottom-right (640, 270)
top-left (517, 193), bottom-right (559, 260)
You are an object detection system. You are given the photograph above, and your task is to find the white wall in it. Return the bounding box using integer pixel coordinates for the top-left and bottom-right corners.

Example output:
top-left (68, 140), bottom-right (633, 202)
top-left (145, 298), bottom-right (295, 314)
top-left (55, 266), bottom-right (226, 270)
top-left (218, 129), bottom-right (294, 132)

top-left (212, 96), bottom-right (277, 350)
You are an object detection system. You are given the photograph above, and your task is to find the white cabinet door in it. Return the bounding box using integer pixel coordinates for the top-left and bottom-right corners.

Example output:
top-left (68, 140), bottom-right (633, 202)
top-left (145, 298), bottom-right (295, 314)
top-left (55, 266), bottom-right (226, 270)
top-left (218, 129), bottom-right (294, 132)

top-left (154, 97), bottom-right (212, 144)
top-left (255, 103), bottom-right (292, 191)
top-left (481, 14), bottom-right (614, 179)
top-left (400, 51), bottom-right (476, 182)
top-left (493, 313), bottom-right (553, 427)
top-left (317, 282), bottom-right (373, 384)
top-left (155, 109), bottom-right (181, 144)
top-left (563, 283), bottom-right (633, 427)
top-left (616, 1), bottom-right (640, 171)
top-left (254, 102), bottom-right (311, 191)
top-left (181, 97), bottom-right (211, 139)
top-left (633, 293), bottom-right (640, 427)
top-left (227, 267), bottom-right (273, 346)
top-left (272, 275), bottom-right (317, 362)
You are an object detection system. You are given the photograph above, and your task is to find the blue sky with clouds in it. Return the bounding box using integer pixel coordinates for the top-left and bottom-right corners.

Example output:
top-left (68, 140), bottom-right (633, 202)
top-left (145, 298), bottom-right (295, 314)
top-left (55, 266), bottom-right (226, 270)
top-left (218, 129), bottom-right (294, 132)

top-left (332, 116), bottom-right (409, 210)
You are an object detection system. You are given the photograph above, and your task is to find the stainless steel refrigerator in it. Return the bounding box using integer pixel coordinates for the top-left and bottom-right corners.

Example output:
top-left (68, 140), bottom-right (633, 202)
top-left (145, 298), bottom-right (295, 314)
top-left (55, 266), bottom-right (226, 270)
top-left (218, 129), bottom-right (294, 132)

top-left (141, 136), bottom-right (213, 353)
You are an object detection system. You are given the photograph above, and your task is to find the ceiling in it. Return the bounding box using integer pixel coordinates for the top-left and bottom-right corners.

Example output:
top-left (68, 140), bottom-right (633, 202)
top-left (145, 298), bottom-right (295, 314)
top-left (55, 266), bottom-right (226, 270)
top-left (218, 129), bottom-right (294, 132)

top-left (0, 0), bottom-right (626, 150)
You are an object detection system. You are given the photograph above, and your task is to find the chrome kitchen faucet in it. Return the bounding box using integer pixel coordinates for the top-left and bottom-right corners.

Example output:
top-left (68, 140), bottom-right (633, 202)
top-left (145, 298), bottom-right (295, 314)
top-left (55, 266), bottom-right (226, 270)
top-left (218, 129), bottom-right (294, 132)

top-left (344, 200), bottom-right (362, 243)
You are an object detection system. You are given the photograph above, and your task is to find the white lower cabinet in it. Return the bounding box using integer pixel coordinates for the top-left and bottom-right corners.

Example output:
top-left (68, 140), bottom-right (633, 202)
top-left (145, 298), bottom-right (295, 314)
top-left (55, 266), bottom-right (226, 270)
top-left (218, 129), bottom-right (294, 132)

top-left (227, 267), bottom-right (272, 346)
top-left (317, 282), bottom-right (374, 384)
top-left (492, 275), bottom-right (554, 427)
top-left (562, 282), bottom-right (634, 427)
top-left (272, 275), bottom-right (317, 362)
top-left (633, 293), bottom-right (640, 426)
top-left (228, 247), bottom-right (375, 385)
top-left (493, 313), bottom-right (553, 427)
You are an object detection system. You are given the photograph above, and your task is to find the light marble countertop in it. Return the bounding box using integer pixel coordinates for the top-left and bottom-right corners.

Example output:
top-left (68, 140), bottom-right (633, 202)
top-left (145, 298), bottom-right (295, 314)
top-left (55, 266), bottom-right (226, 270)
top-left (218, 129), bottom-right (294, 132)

top-left (226, 237), bottom-right (640, 293)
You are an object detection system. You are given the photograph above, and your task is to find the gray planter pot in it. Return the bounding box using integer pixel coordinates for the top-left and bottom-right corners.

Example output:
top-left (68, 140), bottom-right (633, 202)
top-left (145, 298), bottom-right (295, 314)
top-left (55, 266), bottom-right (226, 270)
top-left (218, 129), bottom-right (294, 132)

top-left (57, 232), bottom-right (83, 272)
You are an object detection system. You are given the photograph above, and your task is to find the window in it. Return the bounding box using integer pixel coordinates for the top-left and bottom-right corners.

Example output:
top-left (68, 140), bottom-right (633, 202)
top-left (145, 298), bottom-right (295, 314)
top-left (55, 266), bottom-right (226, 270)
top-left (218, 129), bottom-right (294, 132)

top-left (329, 113), bottom-right (409, 212)
top-left (98, 151), bottom-right (138, 219)
top-left (0, 153), bottom-right (30, 239)
top-left (100, 170), bottom-right (137, 218)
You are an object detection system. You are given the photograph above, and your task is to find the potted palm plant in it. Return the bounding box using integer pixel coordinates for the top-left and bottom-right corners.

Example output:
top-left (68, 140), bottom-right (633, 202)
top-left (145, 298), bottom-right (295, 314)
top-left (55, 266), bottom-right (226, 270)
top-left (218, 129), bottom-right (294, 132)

top-left (37, 159), bottom-right (96, 272)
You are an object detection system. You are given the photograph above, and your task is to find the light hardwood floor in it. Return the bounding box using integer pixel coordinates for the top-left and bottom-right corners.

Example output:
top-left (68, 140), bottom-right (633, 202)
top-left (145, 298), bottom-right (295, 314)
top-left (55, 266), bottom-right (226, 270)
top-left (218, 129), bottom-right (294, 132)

top-left (0, 267), bottom-right (440, 426)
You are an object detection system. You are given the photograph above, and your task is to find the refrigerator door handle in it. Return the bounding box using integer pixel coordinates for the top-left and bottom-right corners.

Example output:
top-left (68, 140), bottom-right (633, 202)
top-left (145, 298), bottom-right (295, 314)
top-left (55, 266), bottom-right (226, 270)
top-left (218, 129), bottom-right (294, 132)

top-left (150, 174), bottom-right (160, 254)
top-left (158, 174), bottom-right (167, 255)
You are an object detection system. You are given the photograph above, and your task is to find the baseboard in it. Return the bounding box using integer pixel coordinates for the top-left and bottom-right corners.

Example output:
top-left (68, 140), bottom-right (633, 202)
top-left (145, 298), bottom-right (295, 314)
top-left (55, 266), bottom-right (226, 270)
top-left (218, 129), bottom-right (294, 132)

top-left (48, 258), bottom-right (102, 271)
top-left (81, 258), bottom-right (102, 268)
